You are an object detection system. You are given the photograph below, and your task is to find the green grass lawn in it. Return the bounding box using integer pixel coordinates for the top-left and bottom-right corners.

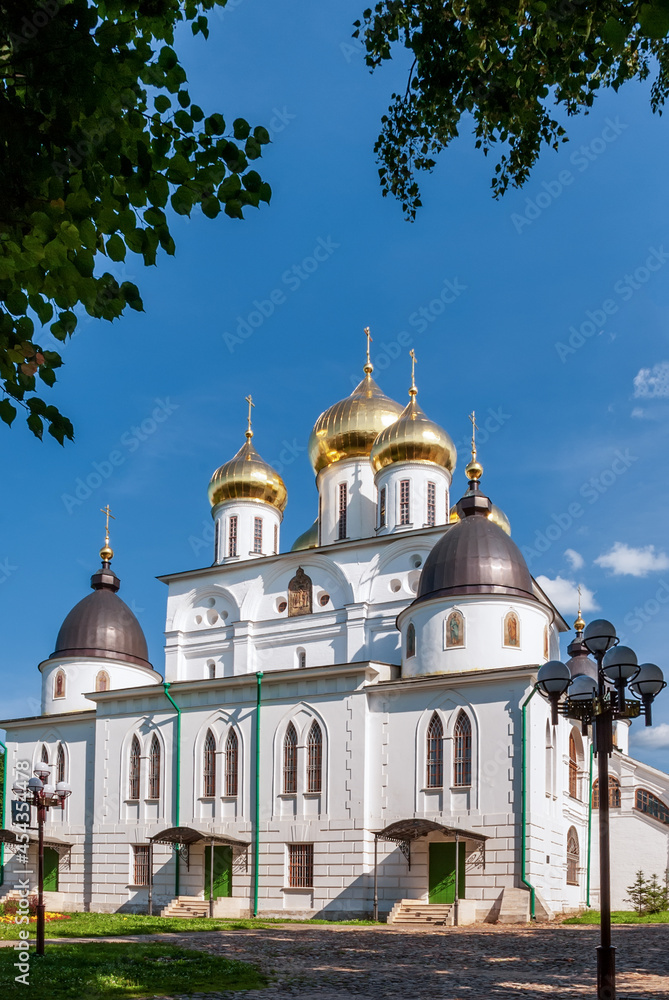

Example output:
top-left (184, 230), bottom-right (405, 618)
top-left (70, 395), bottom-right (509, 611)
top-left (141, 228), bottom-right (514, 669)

top-left (0, 941), bottom-right (265, 999)
top-left (564, 910), bottom-right (669, 924)
top-left (0, 910), bottom-right (377, 940)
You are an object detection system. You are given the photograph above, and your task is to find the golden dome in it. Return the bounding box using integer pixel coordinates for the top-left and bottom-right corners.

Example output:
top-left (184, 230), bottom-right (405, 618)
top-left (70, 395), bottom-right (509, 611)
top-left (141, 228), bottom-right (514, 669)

top-left (449, 500), bottom-right (511, 535)
top-left (370, 392), bottom-right (456, 473)
top-left (308, 368), bottom-right (404, 474)
top-left (208, 432), bottom-right (287, 512)
top-left (291, 518), bottom-right (318, 551)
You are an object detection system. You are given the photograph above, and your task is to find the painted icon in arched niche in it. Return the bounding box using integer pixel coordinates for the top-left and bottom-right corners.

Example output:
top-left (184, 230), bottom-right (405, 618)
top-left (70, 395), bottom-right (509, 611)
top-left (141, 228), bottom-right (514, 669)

top-left (288, 567), bottom-right (313, 617)
top-left (445, 610), bottom-right (465, 648)
top-left (504, 611), bottom-right (520, 647)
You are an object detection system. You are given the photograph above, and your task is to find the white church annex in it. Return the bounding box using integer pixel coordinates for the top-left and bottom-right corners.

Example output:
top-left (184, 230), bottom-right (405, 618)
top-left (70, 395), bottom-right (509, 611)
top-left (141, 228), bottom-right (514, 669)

top-left (2, 344), bottom-right (668, 923)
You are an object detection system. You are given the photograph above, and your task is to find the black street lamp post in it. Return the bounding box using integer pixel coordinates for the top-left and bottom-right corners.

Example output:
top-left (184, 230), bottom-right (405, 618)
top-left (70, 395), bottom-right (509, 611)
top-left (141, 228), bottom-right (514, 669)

top-left (535, 619), bottom-right (666, 1000)
top-left (12, 769), bottom-right (72, 956)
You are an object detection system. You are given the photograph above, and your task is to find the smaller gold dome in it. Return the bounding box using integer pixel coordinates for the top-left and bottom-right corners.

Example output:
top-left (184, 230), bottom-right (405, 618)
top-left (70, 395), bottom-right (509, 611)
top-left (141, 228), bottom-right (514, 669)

top-left (291, 519), bottom-right (318, 552)
top-left (370, 395), bottom-right (456, 473)
top-left (100, 545), bottom-right (114, 562)
top-left (208, 432), bottom-right (287, 512)
top-left (308, 369), bottom-right (404, 474)
top-left (465, 459), bottom-right (483, 481)
top-left (449, 500), bottom-right (511, 536)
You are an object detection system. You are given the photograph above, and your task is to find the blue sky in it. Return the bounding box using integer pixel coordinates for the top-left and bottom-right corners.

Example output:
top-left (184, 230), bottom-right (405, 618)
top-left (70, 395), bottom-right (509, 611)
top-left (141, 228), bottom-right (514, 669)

top-left (2, 2), bottom-right (669, 771)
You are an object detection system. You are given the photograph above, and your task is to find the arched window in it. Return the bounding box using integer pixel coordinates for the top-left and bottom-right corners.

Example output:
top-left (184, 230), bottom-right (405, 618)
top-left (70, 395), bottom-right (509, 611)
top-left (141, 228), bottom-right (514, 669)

top-left (569, 733), bottom-right (579, 799)
top-left (56, 744), bottom-right (65, 784)
top-left (426, 481), bottom-right (436, 526)
top-left (306, 721), bottom-right (322, 793)
top-left (41, 744), bottom-right (49, 764)
top-left (635, 788), bottom-right (669, 825)
top-left (545, 722), bottom-right (553, 798)
top-left (592, 776), bottom-right (621, 809)
top-left (297, 648), bottom-right (307, 669)
top-left (453, 712), bottom-right (472, 787)
top-left (207, 661), bottom-right (216, 679)
top-left (445, 611), bottom-right (464, 648)
top-left (95, 670), bottom-right (109, 692)
top-left (566, 827), bottom-right (579, 885)
top-left (148, 734), bottom-right (161, 799)
top-left (225, 730), bottom-right (238, 797)
top-left (203, 729), bottom-right (216, 797)
top-left (54, 669), bottom-right (65, 698)
top-left (406, 623), bottom-right (416, 658)
top-left (338, 482), bottom-right (348, 539)
top-left (426, 713), bottom-right (443, 788)
top-left (399, 479), bottom-right (411, 525)
top-left (504, 611), bottom-right (520, 647)
top-left (283, 723), bottom-right (297, 794)
top-left (129, 735), bottom-right (141, 800)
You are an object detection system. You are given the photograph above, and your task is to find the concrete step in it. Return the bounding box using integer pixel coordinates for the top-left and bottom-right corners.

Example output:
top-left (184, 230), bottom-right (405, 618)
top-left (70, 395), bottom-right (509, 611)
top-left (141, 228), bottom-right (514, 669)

top-left (160, 896), bottom-right (210, 919)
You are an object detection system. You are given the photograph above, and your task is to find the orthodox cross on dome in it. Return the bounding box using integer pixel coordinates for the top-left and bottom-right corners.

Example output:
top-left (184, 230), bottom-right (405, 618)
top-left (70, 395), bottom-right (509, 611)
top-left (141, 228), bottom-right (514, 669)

top-left (575, 584), bottom-right (585, 633)
top-left (100, 504), bottom-right (115, 562)
top-left (468, 410), bottom-right (479, 462)
top-left (245, 394), bottom-right (255, 440)
top-left (364, 326), bottom-right (373, 375)
top-left (409, 349), bottom-right (418, 396)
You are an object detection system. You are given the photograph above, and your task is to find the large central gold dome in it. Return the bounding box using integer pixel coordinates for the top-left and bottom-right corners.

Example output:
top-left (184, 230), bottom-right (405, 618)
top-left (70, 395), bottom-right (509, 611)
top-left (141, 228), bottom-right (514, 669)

top-left (370, 393), bottom-right (456, 473)
top-left (208, 433), bottom-right (287, 511)
top-left (308, 368), bottom-right (404, 474)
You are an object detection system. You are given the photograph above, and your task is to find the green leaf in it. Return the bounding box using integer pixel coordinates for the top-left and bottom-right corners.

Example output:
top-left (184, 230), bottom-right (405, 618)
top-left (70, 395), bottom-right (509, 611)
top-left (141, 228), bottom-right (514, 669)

top-left (233, 118), bottom-right (251, 140)
top-left (639, 3), bottom-right (669, 38)
top-left (106, 234), bottom-right (127, 261)
top-left (253, 126), bottom-right (271, 144)
top-left (39, 367), bottom-right (57, 387)
top-left (154, 95), bottom-right (172, 113)
top-left (601, 17), bottom-right (628, 51)
top-left (202, 196), bottom-right (221, 219)
top-left (0, 399), bottom-right (17, 426)
top-left (26, 412), bottom-right (44, 439)
top-left (6, 291), bottom-right (28, 315)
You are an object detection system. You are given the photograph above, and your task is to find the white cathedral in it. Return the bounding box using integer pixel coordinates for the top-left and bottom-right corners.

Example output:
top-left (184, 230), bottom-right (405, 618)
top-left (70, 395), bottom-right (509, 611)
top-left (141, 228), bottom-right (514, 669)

top-left (1, 348), bottom-right (668, 924)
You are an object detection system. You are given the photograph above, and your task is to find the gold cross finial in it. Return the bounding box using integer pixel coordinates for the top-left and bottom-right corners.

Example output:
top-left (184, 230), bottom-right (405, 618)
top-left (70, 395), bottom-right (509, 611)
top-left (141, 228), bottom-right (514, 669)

top-left (409, 349), bottom-right (418, 396)
top-left (364, 327), bottom-right (373, 375)
top-left (100, 504), bottom-right (115, 563)
top-left (468, 410), bottom-right (479, 462)
top-left (574, 584), bottom-right (586, 633)
top-left (245, 394), bottom-right (255, 439)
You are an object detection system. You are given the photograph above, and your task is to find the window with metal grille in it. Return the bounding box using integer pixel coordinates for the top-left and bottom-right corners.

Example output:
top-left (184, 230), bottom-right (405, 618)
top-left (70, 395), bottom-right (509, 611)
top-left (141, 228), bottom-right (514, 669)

top-left (225, 730), bottom-right (239, 797)
top-left (253, 516), bottom-right (263, 554)
top-left (203, 729), bottom-right (216, 797)
top-left (426, 481), bottom-right (436, 526)
top-left (297, 649), bottom-right (306, 669)
top-left (129, 735), bottom-right (141, 800)
top-left (379, 486), bottom-right (387, 528)
top-left (399, 479), bottom-right (410, 525)
top-left (274, 523), bottom-right (278, 554)
top-left (453, 712), bottom-right (472, 787)
top-left (228, 516), bottom-right (238, 557)
top-left (566, 827), bottom-right (579, 885)
top-left (568, 733), bottom-right (579, 799)
top-left (283, 723), bottom-right (297, 793)
top-left (337, 483), bottom-right (347, 539)
top-left (56, 744), bottom-right (65, 784)
top-left (306, 722), bottom-right (322, 793)
top-left (288, 843), bottom-right (314, 887)
top-left (148, 734), bottom-right (161, 799)
top-left (426, 713), bottom-right (443, 788)
top-left (406, 622), bottom-right (416, 658)
top-left (592, 776), bottom-right (621, 809)
top-left (636, 788), bottom-right (669, 825)
top-left (133, 845), bottom-right (150, 886)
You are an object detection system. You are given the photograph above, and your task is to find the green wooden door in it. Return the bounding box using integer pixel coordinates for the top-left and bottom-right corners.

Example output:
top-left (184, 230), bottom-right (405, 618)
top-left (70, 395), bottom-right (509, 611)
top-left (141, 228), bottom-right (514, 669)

top-left (204, 846), bottom-right (232, 900)
top-left (43, 847), bottom-right (59, 892)
top-left (428, 843), bottom-right (465, 904)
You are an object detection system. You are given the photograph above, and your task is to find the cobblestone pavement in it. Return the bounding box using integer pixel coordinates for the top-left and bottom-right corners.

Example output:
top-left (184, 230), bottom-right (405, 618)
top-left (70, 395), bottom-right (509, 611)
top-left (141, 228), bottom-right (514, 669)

top-left (41, 923), bottom-right (667, 999)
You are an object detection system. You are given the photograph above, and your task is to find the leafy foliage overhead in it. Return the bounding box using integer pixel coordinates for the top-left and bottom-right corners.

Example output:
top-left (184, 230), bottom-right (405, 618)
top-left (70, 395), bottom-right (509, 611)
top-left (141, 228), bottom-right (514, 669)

top-left (0, 0), bottom-right (271, 443)
top-left (354, 2), bottom-right (669, 218)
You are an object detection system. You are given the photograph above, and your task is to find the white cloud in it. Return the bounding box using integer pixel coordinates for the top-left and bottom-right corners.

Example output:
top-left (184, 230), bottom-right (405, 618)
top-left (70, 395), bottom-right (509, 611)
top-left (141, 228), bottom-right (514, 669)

top-left (633, 361), bottom-right (669, 398)
top-left (631, 407), bottom-right (645, 419)
top-left (535, 576), bottom-right (599, 615)
top-left (594, 542), bottom-right (669, 578)
top-left (631, 724), bottom-right (669, 749)
top-left (564, 549), bottom-right (584, 571)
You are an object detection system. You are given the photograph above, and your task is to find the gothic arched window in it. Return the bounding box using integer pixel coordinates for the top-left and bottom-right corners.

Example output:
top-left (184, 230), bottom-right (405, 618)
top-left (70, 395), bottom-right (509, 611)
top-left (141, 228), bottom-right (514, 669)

top-left (203, 729), bottom-right (216, 797)
top-left (566, 827), bottom-right (579, 885)
top-left (56, 744), bottom-right (65, 784)
top-left (635, 788), bottom-right (669, 825)
top-left (406, 623), bottom-right (416, 658)
top-left (129, 735), bottom-right (141, 800)
top-left (95, 670), bottom-right (109, 692)
top-left (426, 713), bottom-right (443, 788)
top-left (569, 733), bottom-right (579, 799)
top-left (288, 567), bottom-right (312, 617)
top-left (453, 712), bottom-right (472, 787)
top-left (306, 721), bottom-right (322, 793)
top-left (283, 723), bottom-right (298, 794)
top-left (54, 670), bottom-right (65, 698)
top-left (41, 744), bottom-right (49, 764)
top-left (148, 734), bottom-right (161, 799)
top-left (592, 776), bottom-right (621, 809)
top-left (225, 730), bottom-right (238, 797)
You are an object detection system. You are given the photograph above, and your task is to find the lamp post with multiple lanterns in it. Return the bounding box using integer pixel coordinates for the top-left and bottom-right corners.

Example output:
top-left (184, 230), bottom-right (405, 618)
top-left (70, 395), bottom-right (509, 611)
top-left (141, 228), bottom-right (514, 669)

top-left (12, 768), bottom-right (72, 956)
top-left (535, 619), bottom-right (666, 1000)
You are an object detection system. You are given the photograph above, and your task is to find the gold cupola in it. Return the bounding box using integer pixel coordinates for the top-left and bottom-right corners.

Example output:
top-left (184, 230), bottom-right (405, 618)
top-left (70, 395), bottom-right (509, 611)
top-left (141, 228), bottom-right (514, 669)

top-left (370, 351), bottom-right (456, 473)
top-left (308, 329), bottom-right (404, 474)
top-left (208, 396), bottom-right (287, 512)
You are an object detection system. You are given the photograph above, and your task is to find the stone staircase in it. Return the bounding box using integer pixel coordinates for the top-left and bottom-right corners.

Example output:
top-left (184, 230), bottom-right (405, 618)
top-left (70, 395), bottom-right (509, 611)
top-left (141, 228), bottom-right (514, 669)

top-left (160, 896), bottom-right (210, 918)
top-left (387, 900), bottom-right (453, 928)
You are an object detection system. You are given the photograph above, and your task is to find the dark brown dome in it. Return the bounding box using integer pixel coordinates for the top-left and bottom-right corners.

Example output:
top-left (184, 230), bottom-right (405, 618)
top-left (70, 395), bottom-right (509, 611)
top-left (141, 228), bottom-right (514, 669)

top-left (52, 562), bottom-right (151, 668)
top-left (416, 482), bottom-right (534, 604)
